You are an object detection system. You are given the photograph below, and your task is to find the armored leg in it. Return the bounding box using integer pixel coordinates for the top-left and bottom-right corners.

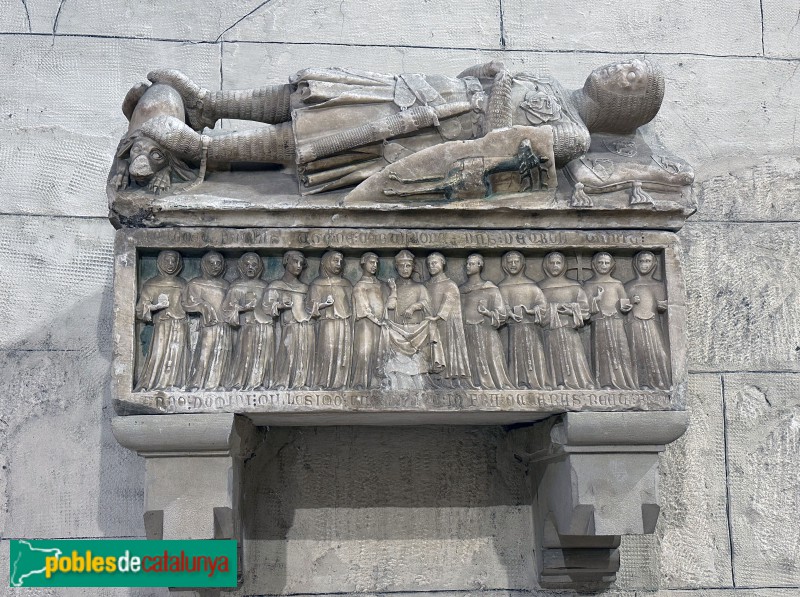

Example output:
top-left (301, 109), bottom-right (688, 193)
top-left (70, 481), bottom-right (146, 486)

top-left (148, 69), bottom-right (293, 130)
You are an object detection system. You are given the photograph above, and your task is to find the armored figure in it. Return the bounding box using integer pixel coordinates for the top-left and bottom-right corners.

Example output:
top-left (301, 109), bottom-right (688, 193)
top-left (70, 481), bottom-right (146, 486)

top-left (113, 59), bottom-right (666, 196)
top-left (498, 251), bottom-right (549, 389)
top-left (184, 251), bottom-right (232, 390)
top-left (425, 252), bottom-right (472, 388)
top-left (135, 250), bottom-right (190, 391)
top-left (460, 254), bottom-right (513, 390)
top-left (583, 252), bottom-right (637, 389)
top-left (266, 251), bottom-right (315, 390)
top-left (539, 251), bottom-right (594, 390)
top-left (625, 251), bottom-right (671, 389)
top-left (309, 251), bottom-right (353, 389)
top-left (222, 253), bottom-right (274, 390)
top-left (351, 252), bottom-right (388, 389)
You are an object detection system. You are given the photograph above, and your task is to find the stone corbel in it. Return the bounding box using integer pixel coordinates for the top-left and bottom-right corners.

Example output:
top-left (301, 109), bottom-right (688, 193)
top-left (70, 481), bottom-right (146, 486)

top-left (509, 411), bottom-right (688, 591)
top-left (112, 414), bottom-right (265, 594)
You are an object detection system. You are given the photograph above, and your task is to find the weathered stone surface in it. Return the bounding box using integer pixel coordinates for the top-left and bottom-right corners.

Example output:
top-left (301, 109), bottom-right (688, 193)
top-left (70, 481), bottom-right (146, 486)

top-left (0, 3), bottom-right (32, 33)
top-left (0, 349), bottom-right (144, 539)
top-left (0, 216), bottom-right (114, 351)
top-left (44, 0), bottom-right (259, 40)
top-left (0, 0), bottom-right (94, 36)
top-left (681, 222), bottom-right (800, 372)
top-left (219, 0), bottom-right (500, 48)
top-left (725, 373), bottom-right (800, 587)
top-left (661, 591), bottom-right (800, 596)
top-left (658, 374), bottom-right (733, 588)
top-left (241, 425), bottom-right (533, 594)
top-left (763, 0), bottom-right (800, 58)
top-left (0, 127), bottom-right (114, 217)
top-left (0, 36), bottom-right (220, 134)
top-left (503, 0), bottom-right (762, 56)
top-left (693, 155), bottom-right (800, 222)
top-left (615, 534), bottom-right (659, 590)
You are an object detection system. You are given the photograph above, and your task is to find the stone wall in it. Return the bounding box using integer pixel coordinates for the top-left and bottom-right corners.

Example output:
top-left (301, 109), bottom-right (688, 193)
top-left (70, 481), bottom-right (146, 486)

top-left (1, 1), bottom-right (799, 595)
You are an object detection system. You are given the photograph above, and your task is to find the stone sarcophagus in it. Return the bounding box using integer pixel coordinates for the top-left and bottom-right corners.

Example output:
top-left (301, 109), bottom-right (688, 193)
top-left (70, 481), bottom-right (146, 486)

top-left (109, 59), bottom-right (694, 593)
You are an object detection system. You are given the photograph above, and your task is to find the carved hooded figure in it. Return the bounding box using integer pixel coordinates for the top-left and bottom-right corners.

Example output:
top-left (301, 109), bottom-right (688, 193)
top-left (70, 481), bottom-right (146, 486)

top-left (538, 251), bottom-right (593, 390)
top-left (350, 252), bottom-right (388, 389)
top-left (460, 253), bottom-right (513, 390)
top-left (222, 252), bottom-right (274, 390)
top-left (583, 252), bottom-right (637, 390)
top-left (135, 250), bottom-right (190, 391)
top-left (625, 251), bottom-right (671, 389)
top-left (309, 250), bottom-right (353, 389)
top-left (266, 251), bottom-right (316, 390)
top-left (184, 251), bottom-right (232, 390)
top-left (498, 251), bottom-right (549, 390)
top-left (425, 252), bottom-right (472, 388)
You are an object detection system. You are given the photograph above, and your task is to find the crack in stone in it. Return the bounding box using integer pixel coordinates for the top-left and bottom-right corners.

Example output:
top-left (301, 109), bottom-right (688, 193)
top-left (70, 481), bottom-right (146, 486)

top-left (19, 0), bottom-right (31, 33)
top-left (720, 374), bottom-right (738, 587)
top-left (498, 0), bottom-right (506, 48)
top-left (214, 0), bottom-right (278, 43)
top-left (1, 31), bottom-right (800, 64)
top-left (52, 0), bottom-right (66, 39)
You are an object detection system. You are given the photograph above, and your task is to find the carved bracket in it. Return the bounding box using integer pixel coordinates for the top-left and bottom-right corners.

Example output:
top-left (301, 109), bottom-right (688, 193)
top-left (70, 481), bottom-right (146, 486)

top-left (508, 411), bottom-right (688, 590)
top-left (112, 414), bottom-right (265, 593)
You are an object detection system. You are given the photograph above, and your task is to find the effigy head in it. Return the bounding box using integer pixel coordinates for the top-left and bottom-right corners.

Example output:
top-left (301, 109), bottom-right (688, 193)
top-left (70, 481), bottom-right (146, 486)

top-left (580, 59), bottom-right (665, 134)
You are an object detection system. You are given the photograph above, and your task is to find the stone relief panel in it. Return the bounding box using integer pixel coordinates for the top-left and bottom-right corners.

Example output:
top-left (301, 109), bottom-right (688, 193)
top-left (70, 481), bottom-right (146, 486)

top-left (134, 248), bottom-right (671, 394)
top-left (114, 228), bottom-right (685, 421)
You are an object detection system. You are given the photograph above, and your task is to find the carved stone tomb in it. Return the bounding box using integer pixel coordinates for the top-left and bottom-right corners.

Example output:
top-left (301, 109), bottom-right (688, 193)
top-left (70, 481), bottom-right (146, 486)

top-left (109, 58), bottom-right (694, 593)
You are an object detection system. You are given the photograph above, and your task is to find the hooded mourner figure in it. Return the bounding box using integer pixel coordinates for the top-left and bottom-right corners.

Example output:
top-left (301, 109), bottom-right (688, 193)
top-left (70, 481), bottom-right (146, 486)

top-left (266, 251), bottom-right (316, 390)
top-left (538, 251), bottom-right (594, 390)
top-left (222, 253), bottom-right (274, 390)
top-left (135, 250), bottom-right (190, 391)
top-left (498, 251), bottom-right (549, 390)
top-left (625, 251), bottom-right (671, 390)
top-left (583, 252), bottom-right (637, 390)
top-left (309, 251), bottom-right (353, 390)
top-left (184, 251), bottom-right (232, 390)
